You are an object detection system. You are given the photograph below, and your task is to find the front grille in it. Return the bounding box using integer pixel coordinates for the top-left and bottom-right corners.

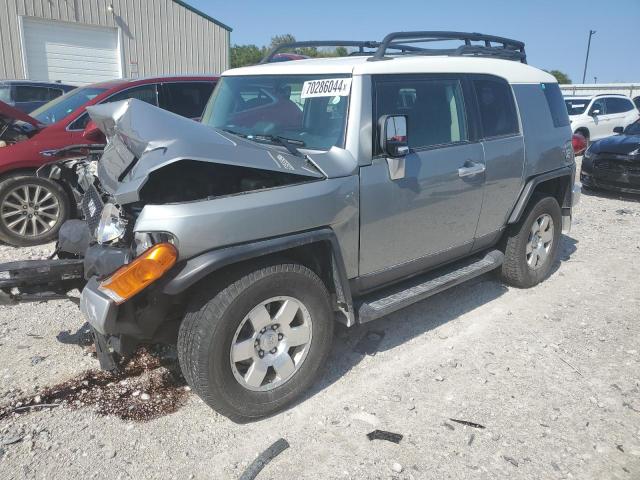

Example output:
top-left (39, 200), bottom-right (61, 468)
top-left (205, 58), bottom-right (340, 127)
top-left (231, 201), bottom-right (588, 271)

top-left (594, 158), bottom-right (640, 175)
top-left (80, 184), bottom-right (104, 235)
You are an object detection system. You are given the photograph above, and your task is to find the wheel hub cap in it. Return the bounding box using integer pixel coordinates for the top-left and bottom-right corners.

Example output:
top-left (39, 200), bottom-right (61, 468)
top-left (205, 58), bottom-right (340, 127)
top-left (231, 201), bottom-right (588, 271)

top-left (230, 296), bottom-right (313, 392)
top-left (526, 213), bottom-right (554, 269)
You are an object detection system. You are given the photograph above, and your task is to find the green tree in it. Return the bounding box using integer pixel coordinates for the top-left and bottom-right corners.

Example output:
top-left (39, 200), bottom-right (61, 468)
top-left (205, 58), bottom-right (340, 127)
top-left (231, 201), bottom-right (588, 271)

top-left (269, 34), bottom-right (296, 50)
top-left (335, 46), bottom-right (348, 57)
top-left (547, 70), bottom-right (572, 84)
top-left (230, 44), bottom-right (265, 68)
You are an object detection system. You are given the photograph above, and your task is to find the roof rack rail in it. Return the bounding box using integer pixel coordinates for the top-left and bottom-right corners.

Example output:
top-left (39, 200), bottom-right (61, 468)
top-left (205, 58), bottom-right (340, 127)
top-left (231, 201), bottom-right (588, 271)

top-left (367, 31), bottom-right (527, 63)
top-left (260, 40), bottom-right (424, 64)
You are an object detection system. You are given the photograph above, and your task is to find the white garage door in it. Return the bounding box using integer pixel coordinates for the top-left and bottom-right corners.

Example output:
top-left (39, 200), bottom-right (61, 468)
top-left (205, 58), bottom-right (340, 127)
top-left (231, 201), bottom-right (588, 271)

top-left (22, 17), bottom-right (122, 85)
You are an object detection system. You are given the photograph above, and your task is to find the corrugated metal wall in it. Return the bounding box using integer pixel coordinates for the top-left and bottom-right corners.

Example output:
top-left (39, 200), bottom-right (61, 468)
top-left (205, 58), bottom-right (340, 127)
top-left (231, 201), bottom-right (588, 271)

top-left (560, 84), bottom-right (639, 98)
top-left (0, 0), bottom-right (230, 80)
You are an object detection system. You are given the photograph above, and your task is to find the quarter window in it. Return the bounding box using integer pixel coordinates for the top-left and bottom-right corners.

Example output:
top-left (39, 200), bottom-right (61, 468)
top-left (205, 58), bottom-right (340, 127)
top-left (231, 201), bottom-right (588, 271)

top-left (375, 77), bottom-right (468, 151)
top-left (542, 83), bottom-right (570, 127)
top-left (473, 78), bottom-right (519, 138)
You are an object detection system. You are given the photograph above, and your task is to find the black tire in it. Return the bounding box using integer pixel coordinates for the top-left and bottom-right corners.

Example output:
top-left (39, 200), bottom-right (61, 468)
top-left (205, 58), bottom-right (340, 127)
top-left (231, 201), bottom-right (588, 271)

top-left (178, 263), bottom-right (334, 422)
top-left (0, 175), bottom-right (70, 247)
top-left (500, 195), bottom-right (562, 288)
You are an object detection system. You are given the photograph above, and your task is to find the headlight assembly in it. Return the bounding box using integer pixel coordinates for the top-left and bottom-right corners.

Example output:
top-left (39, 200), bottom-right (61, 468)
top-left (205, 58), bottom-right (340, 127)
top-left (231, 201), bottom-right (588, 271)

top-left (96, 203), bottom-right (126, 244)
top-left (134, 231), bottom-right (177, 257)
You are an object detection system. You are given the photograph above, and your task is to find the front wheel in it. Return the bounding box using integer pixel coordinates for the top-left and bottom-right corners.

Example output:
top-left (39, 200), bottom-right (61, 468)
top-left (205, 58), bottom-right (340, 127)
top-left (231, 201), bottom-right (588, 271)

top-left (500, 195), bottom-right (562, 288)
top-left (178, 263), bottom-right (334, 422)
top-left (0, 176), bottom-right (70, 246)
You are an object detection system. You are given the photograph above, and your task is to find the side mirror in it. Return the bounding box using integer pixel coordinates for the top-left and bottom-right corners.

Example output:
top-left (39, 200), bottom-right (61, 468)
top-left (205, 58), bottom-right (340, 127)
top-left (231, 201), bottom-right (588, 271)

top-left (380, 115), bottom-right (409, 157)
top-left (82, 120), bottom-right (106, 143)
top-left (613, 126), bottom-right (624, 134)
top-left (590, 109), bottom-right (601, 116)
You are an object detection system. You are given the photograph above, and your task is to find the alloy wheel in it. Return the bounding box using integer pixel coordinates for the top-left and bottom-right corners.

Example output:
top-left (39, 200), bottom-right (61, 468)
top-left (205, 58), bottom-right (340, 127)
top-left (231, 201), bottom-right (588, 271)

top-left (1, 183), bottom-right (61, 238)
top-left (526, 213), bottom-right (554, 269)
top-left (230, 296), bottom-right (313, 392)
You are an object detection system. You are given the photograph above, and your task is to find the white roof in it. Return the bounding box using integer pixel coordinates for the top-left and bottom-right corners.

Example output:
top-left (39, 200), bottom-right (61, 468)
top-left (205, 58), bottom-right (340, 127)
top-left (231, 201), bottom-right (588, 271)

top-left (224, 55), bottom-right (556, 84)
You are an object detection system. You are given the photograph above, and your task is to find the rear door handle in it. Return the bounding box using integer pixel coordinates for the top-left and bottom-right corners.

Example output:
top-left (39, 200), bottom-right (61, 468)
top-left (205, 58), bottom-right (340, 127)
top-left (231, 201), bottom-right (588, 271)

top-left (458, 162), bottom-right (486, 178)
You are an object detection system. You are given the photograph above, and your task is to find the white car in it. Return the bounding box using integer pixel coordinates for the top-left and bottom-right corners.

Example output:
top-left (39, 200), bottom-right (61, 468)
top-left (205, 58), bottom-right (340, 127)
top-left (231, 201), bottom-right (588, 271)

top-left (565, 94), bottom-right (640, 142)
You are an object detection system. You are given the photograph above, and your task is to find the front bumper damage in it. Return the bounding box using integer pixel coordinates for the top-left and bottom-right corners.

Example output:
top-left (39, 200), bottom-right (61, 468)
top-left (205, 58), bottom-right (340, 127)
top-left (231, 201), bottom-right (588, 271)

top-left (0, 258), bottom-right (85, 305)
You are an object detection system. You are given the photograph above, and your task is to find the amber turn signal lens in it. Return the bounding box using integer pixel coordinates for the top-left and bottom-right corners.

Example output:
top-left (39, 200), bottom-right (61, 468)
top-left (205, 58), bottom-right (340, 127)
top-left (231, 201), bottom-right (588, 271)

top-left (99, 243), bottom-right (177, 304)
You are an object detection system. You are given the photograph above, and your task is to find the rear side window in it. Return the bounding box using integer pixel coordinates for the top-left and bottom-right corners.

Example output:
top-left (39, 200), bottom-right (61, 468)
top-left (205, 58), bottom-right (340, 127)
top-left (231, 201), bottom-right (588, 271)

top-left (108, 84), bottom-right (158, 106)
top-left (159, 82), bottom-right (215, 119)
top-left (542, 83), bottom-right (570, 127)
top-left (605, 97), bottom-right (635, 114)
top-left (14, 85), bottom-right (50, 102)
top-left (374, 77), bottom-right (468, 151)
top-left (473, 78), bottom-right (519, 138)
top-left (47, 88), bottom-right (64, 100)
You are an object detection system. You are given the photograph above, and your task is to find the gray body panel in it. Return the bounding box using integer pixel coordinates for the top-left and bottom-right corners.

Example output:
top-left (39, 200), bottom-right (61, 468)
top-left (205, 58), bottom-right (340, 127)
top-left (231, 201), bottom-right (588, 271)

top-left (474, 135), bottom-right (525, 238)
top-left (134, 176), bottom-right (360, 277)
top-left (512, 84), bottom-right (573, 180)
top-left (359, 142), bottom-right (485, 276)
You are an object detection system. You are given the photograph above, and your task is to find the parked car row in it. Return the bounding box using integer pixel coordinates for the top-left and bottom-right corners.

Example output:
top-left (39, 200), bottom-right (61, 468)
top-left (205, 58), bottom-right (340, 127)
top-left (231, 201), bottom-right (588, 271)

top-left (0, 76), bottom-right (217, 246)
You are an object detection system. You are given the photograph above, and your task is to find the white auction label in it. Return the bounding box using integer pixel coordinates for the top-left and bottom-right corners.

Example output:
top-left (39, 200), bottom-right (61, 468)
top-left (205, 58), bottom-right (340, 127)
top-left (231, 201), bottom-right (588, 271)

top-left (301, 78), bottom-right (352, 99)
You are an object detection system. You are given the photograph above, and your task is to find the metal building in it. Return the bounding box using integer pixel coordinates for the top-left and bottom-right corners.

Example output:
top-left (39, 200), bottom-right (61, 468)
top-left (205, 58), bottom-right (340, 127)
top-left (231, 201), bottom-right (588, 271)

top-left (0, 0), bottom-right (231, 85)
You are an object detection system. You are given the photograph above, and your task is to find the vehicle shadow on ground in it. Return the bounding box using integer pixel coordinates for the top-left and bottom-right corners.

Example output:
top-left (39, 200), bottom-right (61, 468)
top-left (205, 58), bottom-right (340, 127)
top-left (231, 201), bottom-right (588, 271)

top-left (300, 234), bottom-right (579, 407)
top-left (56, 322), bottom-right (93, 347)
top-left (582, 187), bottom-right (640, 204)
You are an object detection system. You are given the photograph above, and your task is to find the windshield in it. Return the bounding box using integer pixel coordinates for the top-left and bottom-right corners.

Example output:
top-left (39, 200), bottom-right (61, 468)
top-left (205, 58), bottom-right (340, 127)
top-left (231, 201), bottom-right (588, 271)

top-left (565, 98), bottom-right (589, 116)
top-left (625, 120), bottom-right (640, 135)
top-left (201, 74), bottom-right (351, 151)
top-left (31, 86), bottom-right (107, 125)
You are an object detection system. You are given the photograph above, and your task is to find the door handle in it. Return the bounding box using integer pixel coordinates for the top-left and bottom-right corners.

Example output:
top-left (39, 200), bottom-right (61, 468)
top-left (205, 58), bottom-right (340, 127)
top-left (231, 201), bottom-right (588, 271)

top-left (458, 162), bottom-right (486, 178)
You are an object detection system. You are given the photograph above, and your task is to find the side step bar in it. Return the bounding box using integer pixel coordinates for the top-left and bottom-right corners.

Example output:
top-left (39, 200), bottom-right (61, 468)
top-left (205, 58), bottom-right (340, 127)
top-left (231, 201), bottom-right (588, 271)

top-left (356, 250), bottom-right (504, 324)
top-left (0, 259), bottom-right (85, 305)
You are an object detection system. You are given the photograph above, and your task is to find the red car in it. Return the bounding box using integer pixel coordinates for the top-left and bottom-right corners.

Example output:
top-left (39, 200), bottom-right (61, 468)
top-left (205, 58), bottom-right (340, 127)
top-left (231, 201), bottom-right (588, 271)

top-left (0, 75), bottom-right (218, 246)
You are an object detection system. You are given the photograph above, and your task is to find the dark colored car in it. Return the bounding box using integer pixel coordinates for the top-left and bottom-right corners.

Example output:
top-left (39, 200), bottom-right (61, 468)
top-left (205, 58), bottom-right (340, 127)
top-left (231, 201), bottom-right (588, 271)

top-left (581, 120), bottom-right (640, 194)
top-left (0, 75), bottom-right (218, 246)
top-left (0, 80), bottom-right (76, 113)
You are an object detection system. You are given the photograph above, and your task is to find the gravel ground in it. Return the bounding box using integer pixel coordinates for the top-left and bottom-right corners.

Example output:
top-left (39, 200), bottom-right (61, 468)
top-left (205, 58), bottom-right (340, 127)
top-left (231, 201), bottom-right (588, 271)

top-left (0, 169), bottom-right (639, 479)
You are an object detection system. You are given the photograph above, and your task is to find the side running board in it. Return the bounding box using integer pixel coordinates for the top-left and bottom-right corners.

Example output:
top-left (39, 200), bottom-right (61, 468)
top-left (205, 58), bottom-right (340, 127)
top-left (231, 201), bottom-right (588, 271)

top-left (356, 250), bottom-right (504, 324)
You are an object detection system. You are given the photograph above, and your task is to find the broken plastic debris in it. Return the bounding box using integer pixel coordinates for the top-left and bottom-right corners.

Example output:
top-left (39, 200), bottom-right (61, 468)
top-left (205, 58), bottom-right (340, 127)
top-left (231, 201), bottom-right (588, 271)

top-left (239, 438), bottom-right (290, 480)
top-left (449, 418), bottom-right (486, 429)
top-left (366, 430), bottom-right (403, 444)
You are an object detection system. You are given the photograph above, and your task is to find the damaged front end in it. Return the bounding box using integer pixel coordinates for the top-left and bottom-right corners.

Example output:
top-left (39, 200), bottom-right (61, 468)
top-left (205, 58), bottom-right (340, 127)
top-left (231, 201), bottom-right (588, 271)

top-left (1, 98), bottom-right (338, 370)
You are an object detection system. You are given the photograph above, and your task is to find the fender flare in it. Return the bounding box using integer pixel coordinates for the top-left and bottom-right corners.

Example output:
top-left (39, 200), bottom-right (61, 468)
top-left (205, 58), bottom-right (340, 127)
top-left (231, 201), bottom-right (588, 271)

top-left (508, 165), bottom-right (574, 224)
top-left (162, 228), bottom-right (356, 326)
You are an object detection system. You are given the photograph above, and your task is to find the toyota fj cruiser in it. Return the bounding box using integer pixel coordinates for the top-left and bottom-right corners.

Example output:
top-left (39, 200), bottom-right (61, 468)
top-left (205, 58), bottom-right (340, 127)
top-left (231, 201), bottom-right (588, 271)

top-left (0, 32), bottom-right (580, 422)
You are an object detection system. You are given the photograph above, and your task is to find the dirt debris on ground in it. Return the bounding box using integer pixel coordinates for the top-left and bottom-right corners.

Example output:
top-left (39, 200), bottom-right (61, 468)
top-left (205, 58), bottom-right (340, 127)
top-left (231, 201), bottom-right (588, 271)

top-left (0, 162), bottom-right (639, 479)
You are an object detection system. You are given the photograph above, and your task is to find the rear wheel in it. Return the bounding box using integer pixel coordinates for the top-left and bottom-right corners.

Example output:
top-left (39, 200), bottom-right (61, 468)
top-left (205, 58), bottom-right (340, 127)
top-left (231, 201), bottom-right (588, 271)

top-left (178, 263), bottom-right (334, 422)
top-left (0, 176), bottom-right (69, 246)
top-left (500, 195), bottom-right (562, 288)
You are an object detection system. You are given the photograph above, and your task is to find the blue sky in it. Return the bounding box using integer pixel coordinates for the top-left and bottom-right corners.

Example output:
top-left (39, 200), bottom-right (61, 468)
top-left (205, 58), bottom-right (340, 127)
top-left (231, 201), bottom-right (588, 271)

top-left (191, 0), bottom-right (638, 83)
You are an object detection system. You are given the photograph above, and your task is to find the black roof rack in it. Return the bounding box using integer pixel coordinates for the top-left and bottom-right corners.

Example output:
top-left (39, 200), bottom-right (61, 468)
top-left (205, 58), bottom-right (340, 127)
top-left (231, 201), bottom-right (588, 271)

top-left (369, 31), bottom-right (526, 63)
top-left (259, 32), bottom-right (527, 65)
top-left (260, 40), bottom-right (424, 64)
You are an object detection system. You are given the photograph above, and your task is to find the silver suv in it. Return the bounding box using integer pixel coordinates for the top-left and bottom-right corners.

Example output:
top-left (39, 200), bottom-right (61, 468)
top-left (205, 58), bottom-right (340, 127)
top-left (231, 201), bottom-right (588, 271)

top-left (0, 32), bottom-right (580, 421)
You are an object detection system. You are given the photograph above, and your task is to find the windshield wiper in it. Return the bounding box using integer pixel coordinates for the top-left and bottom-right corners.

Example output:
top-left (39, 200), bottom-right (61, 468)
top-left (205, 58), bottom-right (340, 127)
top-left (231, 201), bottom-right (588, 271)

top-left (253, 135), bottom-right (305, 158)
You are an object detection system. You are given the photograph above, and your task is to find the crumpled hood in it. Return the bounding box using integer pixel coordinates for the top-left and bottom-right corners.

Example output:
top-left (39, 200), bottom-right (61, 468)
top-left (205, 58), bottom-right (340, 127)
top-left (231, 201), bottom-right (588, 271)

top-left (0, 100), bottom-right (42, 128)
top-left (87, 99), bottom-right (329, 204)
top-left (0, 100), bottom-right (43, 142)
top-left (591, 134), bottom-right (640, 156)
